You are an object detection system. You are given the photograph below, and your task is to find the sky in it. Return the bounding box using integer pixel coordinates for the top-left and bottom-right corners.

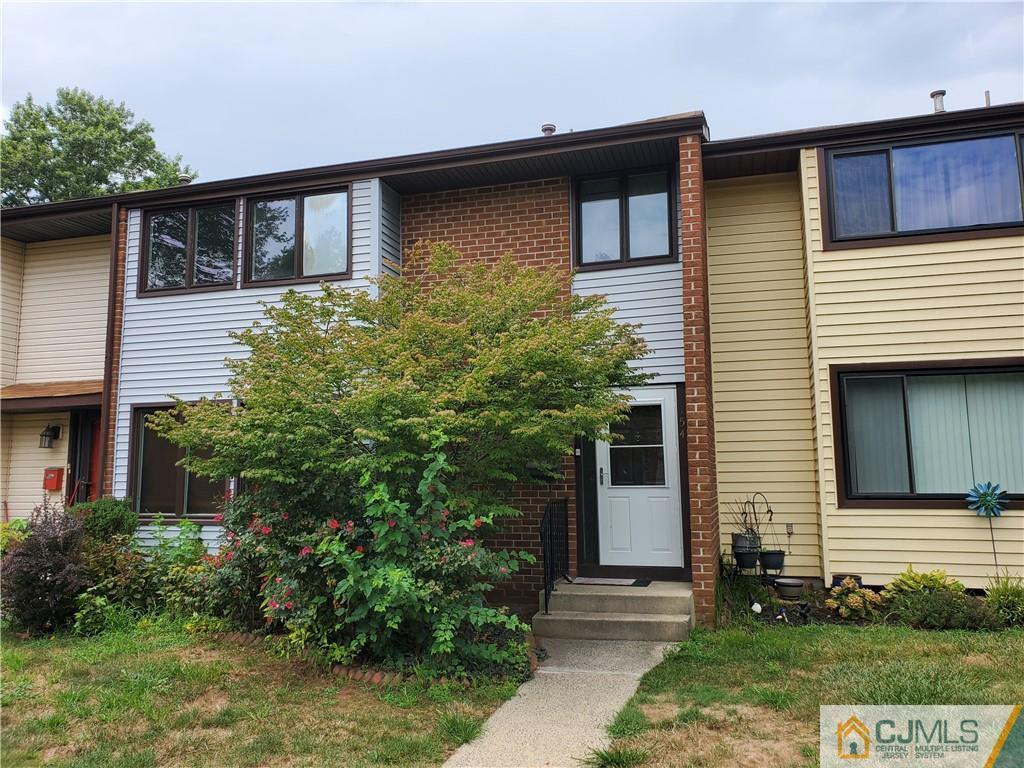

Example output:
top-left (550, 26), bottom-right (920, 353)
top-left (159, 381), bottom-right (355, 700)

top-left (2, 1), bottom-right (1022, 183)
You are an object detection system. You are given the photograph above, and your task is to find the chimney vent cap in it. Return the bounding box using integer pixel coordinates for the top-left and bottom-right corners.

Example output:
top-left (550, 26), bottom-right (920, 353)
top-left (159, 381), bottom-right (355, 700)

top-left (541, 123), bottom-right (556, 136)
top-left (177, 172), bottom-right (193, 185)
top-left (930, 89), bottom-right (947, 113)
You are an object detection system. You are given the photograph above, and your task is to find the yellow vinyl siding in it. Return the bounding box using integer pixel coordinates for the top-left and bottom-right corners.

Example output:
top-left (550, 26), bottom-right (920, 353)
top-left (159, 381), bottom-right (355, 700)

top-left (2, 237), bottom-right (26, 386)
top-left (0, 411), bottom-right (71, 519)
top-left (800, 147), bottom-right (1024, 587)
top-left (14, 235), bottom-right (109, 383)
top-left (707, 173), bottom-right (822, 576)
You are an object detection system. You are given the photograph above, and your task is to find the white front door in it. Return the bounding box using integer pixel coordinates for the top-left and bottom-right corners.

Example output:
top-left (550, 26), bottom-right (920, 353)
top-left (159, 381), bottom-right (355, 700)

top-left (596, 386), bottom-right (684, 568)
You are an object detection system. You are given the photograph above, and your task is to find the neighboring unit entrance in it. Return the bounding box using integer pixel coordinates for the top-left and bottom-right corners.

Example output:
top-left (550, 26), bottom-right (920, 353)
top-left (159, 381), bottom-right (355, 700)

top-left (595, 386), bottom-right (684, 568)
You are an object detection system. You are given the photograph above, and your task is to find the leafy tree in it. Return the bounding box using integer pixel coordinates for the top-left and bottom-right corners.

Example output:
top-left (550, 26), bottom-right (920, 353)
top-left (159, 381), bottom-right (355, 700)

top-left (151, 242), bottom-right (648, 670)
top-left (1, 87), bottom-right (194, 206)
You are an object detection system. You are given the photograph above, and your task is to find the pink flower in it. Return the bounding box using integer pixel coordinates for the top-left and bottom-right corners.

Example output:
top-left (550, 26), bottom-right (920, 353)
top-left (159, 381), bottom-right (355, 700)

top-left (299, 546), bottom-right (313, 557)
top-left (268, 599), bottom-right (279, 610)
top-left (261, 526), bottom-right (271, 535)
top-left (474, 519), bottom-right (483, 528)
top-left (345, 520), bottom-right (354, 533)
top-left (284, 601), bottom-right (293, 610)
top-left (275, 577), bottom-right (282, 584)
top-left (225, 551), bottom-right (233, 561)
top-left (329, 519), bottom-right (340, 530)
top-left (421, 532), bottom-right (431, 541)
top-left (459, 539), bottom-right (475, 548)
top-left (213, 513), bottom-right (224, 523)
top-left (387, 520), bottom-right (396, 528)
top-left (499, 566), bottom-right (508, 574)
top-left (282, 512), bottom-right (289, 521)
top-left (441, 509), bottom-right (450, 519)
top-left (355, 545), bottom-right (364, 553)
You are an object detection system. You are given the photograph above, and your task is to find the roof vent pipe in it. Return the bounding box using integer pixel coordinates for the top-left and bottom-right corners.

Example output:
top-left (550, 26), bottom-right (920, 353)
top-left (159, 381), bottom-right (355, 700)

top-left (985, 90), bottom-right (991, 107)
top-left (541, 123), bottom-right (556, 136)
top-left (177, 172), bottom-right (193, 185)
top-left (930, 89), bottom-right (946, 113)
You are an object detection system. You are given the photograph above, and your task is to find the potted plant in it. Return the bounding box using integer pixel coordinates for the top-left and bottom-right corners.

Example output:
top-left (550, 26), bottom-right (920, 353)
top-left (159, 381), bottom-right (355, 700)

top-left (752, 492), bottom-right (786, 572)
top-left (726, 498), bottom-right (761, 568)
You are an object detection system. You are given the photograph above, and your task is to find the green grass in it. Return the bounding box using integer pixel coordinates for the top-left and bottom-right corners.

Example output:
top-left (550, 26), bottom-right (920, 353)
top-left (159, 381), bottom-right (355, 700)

top-left (0, 617), bottom-right (515, 767)
top-left (581, 746), bottom-right (651, 767)
top-left (604, 623), bottom-right (1024, 768)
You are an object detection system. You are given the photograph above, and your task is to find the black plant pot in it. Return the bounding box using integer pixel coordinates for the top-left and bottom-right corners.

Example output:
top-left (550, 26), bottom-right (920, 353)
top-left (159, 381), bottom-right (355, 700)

top-left (759, 550), bottom-right (785, 571)
top-left (731, 532), bottom-right (761, 552)
top-left (734, 549), bottom-right (759, 569)
top-left (831, 574), bottom-right (862, 588)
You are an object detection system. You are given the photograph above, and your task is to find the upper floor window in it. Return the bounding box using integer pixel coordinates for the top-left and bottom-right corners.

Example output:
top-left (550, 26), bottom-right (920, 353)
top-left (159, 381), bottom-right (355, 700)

top-left (246, 188), bottom-right (350, 285)
top-left (143, 202), bottom-right (236, 292)
top-left (835, 364), bottom-right (1024, 505)
top-left (828, 133), bottom-right (1024, 242)
top-left (576, 170), bottom-right (674, 268)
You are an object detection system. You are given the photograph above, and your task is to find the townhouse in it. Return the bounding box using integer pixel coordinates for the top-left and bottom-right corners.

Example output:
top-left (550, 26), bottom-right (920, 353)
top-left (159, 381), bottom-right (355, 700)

top-left (2, 99), bottom-right (1022, 632)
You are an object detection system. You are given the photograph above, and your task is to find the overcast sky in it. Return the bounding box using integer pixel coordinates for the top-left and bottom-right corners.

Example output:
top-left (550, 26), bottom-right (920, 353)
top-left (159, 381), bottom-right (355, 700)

top-left (3, 2), bottom-right (1022, 182)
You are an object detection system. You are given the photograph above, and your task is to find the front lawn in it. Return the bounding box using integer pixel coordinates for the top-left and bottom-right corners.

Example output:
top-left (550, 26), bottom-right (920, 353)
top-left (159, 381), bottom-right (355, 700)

top-left (0, 617), bottom-right (515, 768)
top-left (598, 624), bottom-right (1024, 768)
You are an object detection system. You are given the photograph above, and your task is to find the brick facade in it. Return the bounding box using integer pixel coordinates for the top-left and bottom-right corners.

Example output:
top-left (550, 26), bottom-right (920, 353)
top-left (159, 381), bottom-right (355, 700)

top-left (678, 135), bottom-right (719, 627)
top-left (401, 179), bottom-right (576, 610)
top-left (99, 206), bottom-right (128, 496)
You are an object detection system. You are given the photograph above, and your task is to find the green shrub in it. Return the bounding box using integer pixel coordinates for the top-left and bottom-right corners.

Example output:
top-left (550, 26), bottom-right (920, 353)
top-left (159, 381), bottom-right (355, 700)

top-left (0, 497), bottom-right (87, 632)
top-left (0, 518), bottom-right (29, 556)
top-left (70, 498), bottom-right (138, 540)
top-left (160, 563), bottom-right (213, 617)
top-left (881, 565), bottom-right (965, 601)
top-left (147, 518), bottom-right (206, 568)
top-left (985, 573), bottom-right (1024, 627)
top-left (82, 535), bottom-right (163, 611)
top-left (825, 577), bottom-right (882, 622)
top-left (72, 592), bottom-right (137, 636)
top-left (885, 590), bottom-right (1002, 630)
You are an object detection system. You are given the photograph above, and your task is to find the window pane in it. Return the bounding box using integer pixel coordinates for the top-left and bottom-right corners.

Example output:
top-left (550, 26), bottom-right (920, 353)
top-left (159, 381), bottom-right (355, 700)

top-left (193, 204), bottom-right (235, 285)
top-left (907, 375), bottom-right (973, 493)
top-left (832, 152), bottom-right (893, 238)
top-left (303, 191), bottom-right (348, 276)
top-left (147, 210), bottom-right (188, 289)
top-left (250, 199), bottom-right (296, 280)
top-left (185, 453), bottom-right (220, 518)
top-left (893, 136), bottom-right (1024, 231)
top-left (580, 179), bottom-right (620, 264)
top-left (628, 173), bottom-right (670, 258)
top-left (610, 447), bottom-right (665, 486)
top-left (614, 405), bottom-right (663, 446)
top-left (965, 372), bottom-right (1024, 493)
top-left (843, 376), bottom-right (911, 494)
top-left (136, 411), bottom-right (179, 517)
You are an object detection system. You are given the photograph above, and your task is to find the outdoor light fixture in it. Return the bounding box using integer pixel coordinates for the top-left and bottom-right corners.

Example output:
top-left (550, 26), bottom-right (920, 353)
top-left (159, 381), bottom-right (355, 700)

top-left (38, 424), bottom-right (61, 449)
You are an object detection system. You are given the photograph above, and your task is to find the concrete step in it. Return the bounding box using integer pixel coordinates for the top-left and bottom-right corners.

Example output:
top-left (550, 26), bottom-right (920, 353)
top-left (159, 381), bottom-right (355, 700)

top-left (532, 610), bottom-right (691, 642)
top-left (538, 581), bottom-right (693, 616)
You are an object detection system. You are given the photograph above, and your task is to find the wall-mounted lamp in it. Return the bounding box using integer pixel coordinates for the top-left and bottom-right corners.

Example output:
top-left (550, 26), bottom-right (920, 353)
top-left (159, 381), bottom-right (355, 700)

top-left (38, 424), bottom-right (61, 449)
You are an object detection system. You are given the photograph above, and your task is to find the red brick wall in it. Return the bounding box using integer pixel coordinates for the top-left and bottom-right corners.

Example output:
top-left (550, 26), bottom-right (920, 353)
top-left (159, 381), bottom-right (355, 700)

top-left (401, 179), bottom-right (576, 609)
top-left (679, 135), bottom-right (719, 627)
top-left (100, 207), bottom-right (128, 497)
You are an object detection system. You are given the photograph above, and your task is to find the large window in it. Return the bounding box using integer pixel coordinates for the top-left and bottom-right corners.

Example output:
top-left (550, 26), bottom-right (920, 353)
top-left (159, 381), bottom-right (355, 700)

top-left (576, 170), bottom-right (673, 267)
top-left (143, 202), bottom-right (236, 292)
top-left (131, 407), bottom-right (221, 521)
top-left (836, 366), bottom-right (1024, 502)
top-left (828, 133), bottom-right (1024, 242)
top-left (246, 188), bottom-right (350, 284)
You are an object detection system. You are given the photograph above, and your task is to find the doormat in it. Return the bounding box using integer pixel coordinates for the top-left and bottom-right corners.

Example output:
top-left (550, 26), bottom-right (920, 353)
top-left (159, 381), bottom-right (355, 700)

top-left (571, 577), bottom-right (652, 587)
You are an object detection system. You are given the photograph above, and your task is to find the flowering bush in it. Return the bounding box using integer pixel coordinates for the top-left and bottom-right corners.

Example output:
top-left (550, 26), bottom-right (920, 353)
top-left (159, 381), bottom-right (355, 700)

top-left (151, 245), bottom-right (646, 673)
top-left (825, 577), bottom-right (883, 622)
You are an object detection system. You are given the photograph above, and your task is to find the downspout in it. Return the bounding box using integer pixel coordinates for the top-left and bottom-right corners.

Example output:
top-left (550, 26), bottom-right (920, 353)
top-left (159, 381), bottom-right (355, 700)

top-left (97, 202), bottom-right (120, 497)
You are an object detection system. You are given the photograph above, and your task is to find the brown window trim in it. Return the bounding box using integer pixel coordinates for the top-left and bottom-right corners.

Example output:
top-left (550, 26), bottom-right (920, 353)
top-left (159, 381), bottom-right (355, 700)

top-left (242, 185), bottom-right (353, 288)
top-left (127, 402), bottom-right (228, 525)
top-left (138, 200), bottom-right (239, 297)
top-left (819, 129), bottom-right (1024, 251)
top-left (572, 167), bottom-right (679, 271)
top-left (830, 358), bottom-right (1024, 510)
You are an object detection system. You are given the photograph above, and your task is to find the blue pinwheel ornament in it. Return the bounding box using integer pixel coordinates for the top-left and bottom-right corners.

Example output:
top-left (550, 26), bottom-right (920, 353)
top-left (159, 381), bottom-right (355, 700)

top-left (966, 481), bottom-right (1008, 518)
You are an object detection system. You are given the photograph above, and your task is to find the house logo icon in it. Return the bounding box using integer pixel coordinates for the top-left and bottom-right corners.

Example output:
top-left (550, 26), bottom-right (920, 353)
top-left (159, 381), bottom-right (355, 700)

top-left (837, 715), bottom-right (870, 759)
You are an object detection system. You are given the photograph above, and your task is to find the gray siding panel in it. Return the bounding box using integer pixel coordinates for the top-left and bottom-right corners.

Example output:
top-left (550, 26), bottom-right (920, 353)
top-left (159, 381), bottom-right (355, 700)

top-left (113, 179), bottom-right (378, 498)
top-left (571, 260), bottom-right (685, 382)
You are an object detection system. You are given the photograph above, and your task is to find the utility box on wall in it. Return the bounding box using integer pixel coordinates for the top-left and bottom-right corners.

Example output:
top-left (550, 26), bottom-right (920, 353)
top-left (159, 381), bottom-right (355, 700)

top-left (42, 467), bottom-right (64, 491)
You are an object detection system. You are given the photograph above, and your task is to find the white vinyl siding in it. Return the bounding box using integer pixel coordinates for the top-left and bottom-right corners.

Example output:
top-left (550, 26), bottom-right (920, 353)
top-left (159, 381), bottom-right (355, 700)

top-left (112, 179), bottom-right (381, 502)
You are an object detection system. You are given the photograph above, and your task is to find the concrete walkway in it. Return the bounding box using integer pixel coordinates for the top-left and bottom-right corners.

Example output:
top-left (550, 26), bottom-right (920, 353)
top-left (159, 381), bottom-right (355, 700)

top-left (444, 638), bottom-right (669, 768)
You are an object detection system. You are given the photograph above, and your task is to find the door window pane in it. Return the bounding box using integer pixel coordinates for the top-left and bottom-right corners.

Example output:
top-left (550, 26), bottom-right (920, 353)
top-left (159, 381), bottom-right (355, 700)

top-left (893, 136), bottom-right (1023, 231)
top-left (627, 173), bottom-right (670, 258)
top-left (193, 204), bottom-right (235, 285)
top-left (147, 210), bottom-right (188, 289)
top-left (610, 404), bottom-right (666, 485)
top-left (136, 412), bottom-right (179, 517)
top-left (251, 198), bottom-right (296, 280)
top-left (832, 152), bottom-right (893, 238)
top-left (843, 376), bottom-right (910, 494)
top-left (580, 189), bottom-right (620, 264)
top-left (303, 191), bottom-right (348, 276)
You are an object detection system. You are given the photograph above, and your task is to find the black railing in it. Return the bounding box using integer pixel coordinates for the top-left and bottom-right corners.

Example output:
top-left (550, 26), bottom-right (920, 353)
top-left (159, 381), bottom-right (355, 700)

top-left (539, 498), bottom-right (570, 614)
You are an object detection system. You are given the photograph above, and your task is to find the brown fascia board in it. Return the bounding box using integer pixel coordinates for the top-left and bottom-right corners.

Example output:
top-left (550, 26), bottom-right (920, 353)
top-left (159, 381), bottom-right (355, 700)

top-left (1, 112), bottom-right (709, 219)
top-left (703, 101), bottom-right (1024, 157)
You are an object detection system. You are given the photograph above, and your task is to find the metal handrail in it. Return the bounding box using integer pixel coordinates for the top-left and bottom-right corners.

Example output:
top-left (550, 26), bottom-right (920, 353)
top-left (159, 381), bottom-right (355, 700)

top-left (539, 498), bottom-right (570, 614)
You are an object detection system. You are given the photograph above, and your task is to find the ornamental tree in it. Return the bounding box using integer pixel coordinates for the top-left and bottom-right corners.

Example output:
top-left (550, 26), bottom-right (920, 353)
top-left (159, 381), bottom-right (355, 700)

top-left (151, 242), bottom-right (648, 670)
